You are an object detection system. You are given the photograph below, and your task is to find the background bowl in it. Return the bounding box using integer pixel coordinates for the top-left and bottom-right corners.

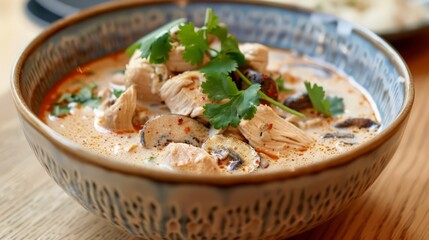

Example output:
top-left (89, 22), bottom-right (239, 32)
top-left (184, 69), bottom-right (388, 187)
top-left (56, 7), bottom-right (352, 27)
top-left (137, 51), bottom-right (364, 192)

top-left (11, 0), bottom-right (413, 239)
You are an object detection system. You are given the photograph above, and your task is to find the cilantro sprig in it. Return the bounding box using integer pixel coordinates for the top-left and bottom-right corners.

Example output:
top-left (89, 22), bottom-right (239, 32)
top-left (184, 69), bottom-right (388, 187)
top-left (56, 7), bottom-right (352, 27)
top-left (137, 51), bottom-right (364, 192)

top-left (126, 8), bottom-right (304, 129)
top-left (126, 18), bottom-right (186, 63)
top-left (304, 82), bottom-right (344, 116)
top-left (51, 83), bottom-right (100, 117)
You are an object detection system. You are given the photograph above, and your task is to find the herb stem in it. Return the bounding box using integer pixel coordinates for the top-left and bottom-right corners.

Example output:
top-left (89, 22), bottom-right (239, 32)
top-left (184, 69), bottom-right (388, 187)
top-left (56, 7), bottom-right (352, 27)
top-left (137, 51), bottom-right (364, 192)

top-left (208, 47), bottom-right (219, 53)
top-left (236, 70), bottom-right (305, 118)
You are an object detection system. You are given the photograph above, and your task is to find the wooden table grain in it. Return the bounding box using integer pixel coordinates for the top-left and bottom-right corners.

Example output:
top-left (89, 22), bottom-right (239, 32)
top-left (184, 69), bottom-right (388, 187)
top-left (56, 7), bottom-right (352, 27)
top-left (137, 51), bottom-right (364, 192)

top-left (1, 1), bottom-right (428, 239)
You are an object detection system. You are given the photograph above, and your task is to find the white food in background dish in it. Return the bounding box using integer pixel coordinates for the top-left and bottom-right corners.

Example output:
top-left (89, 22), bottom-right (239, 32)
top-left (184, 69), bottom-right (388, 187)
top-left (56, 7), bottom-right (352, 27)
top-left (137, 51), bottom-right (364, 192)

top-left (281, 0), bottom-right (427, 33)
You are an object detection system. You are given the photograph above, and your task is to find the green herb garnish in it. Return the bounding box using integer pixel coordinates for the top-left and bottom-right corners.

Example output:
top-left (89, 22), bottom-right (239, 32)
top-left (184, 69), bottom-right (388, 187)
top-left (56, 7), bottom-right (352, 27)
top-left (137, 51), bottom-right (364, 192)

top-left (115, 69), bottom-right (125, 74)
top-left (178, 22), bottom-right (209, 65)
top-left (304, 81), bottom-right (344, 116)
top-left (126, 8), bottom-right (304, 129)
top-left (112, 89), bottom-right (124, 99)
top-left (126, 18), bottom-right (186, 63)
top-left (51, 83), bottom-right (100, 117)
top-left (51, 105), bottom-right (71, 117)
top-left (275, 76), bottom-right (293, 93)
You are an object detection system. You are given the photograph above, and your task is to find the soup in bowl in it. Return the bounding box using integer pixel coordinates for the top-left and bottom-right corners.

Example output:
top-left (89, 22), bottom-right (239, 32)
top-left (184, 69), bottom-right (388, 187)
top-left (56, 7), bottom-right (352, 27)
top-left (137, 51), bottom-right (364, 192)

top-left (11, 1), bottom-right (413, 239)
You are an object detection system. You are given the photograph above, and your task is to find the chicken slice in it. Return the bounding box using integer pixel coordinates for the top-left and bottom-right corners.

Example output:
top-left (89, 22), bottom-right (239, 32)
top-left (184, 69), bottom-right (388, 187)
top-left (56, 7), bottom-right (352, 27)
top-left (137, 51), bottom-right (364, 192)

top-left (98, 86), bottom-right (136, 133)
top-left (165, 34), bottom-right (210, 73)
top-left (239, 43), bottom-right (269, 72)
top-left (125, 50), bottom-right (169, 102)
top-left (160, 143), bottom-right (220, 174)
top-left (238, 105), bottom-right (314, 157)
top-left (160, 71), bottom-right (211, 120)
top-left (141, 115), bottom-right (209, 149)
top-left (202, 135), bottom-right (260, 173)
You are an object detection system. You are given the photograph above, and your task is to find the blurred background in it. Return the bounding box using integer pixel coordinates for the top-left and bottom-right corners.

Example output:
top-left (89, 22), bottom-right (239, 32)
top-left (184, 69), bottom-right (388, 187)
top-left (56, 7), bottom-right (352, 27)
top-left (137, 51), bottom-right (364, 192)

top-left (25, 0), bottom-right (429, 42)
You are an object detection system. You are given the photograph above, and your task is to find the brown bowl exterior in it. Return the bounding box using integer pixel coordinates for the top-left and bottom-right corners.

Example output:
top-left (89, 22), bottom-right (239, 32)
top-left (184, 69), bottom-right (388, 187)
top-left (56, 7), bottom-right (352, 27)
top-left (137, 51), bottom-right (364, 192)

top-left (20, 114), bottom-right (407, 239)
top-left (11, 1), bottom-right (413, 239)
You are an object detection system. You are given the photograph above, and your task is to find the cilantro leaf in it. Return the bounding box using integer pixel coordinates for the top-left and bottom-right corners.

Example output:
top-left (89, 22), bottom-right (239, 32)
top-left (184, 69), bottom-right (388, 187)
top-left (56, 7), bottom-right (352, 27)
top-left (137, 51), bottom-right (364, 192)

top-left (209, 25), bottom-right (228, 42)
top-left (275, 76), bottom-right (293, 92)
top-left (204, 8), bottom-right (219, 32)
top-left (220, 35), bottom-right (246, 66)
top-left (115, 69), bottom-right (125, 75)
top-left (51, 82), bottom-right (100, 117)
top-left (204, 84), bottom-right (261, 129)
top-left (178, 23), bottom-right (209, 65)
top-left (74, 86), bottom-right (92, 103)
top-left (125, 18), bottom-right (186, 63)
top-left (149, 31), bottom-right (172, 64)
top-left (56, 93), bottom-right (73, 103)
top-left (326, 96), bottom-right (345, 116)
top-left (113, 89), bottom-right (124, 98)
top-left (82, 98), bottom-right (100, 108)
top-left (51, 105), bottom-right (71, 117)
top-left (304, 82), bottom-right (344, 116)
top-left (199, 56), bottom-right (237, 76)
top-left (202, 74), bottom-right (238, 101)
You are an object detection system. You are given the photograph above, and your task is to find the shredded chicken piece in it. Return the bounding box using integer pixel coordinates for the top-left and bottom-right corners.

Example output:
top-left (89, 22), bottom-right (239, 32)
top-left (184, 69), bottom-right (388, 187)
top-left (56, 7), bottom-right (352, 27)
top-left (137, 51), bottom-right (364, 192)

top-left (239, 43), bottom-right (269, 72)
top-left (99, 86), bottom-right (136, 132)
top-left (238, 105), bottom-right (315, 156)
top-left (125, 50), bottom-right (169, 102)
top-left (160, 143), bottom-right (220, 174)
top-left (165, 43), bottom-right (210, 72)
top-left (160, 71), bottom-right (212, 120)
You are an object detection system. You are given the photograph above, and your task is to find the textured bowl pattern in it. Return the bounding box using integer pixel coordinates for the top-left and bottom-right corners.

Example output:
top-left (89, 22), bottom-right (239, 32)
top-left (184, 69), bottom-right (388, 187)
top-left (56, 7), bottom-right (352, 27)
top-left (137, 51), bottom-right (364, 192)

top-left (23, 120), bottom-right (404, 239)
top-left (14, 1), bottom-right (411, 239)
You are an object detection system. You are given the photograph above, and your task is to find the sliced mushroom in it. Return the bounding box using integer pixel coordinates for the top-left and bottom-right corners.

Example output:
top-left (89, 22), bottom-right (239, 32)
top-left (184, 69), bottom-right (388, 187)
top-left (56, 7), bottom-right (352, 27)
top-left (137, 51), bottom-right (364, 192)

top-left (283, 93), bottom-right (312, 111)
top-left (334, 118), bottom-right (380, 129)
top-left (160, 143), bottom-right (220, 174)
top-left (160, 71), bottom-right (212, 121)
top-left (165, 43), bottom-right (210, 73)
top-left (125, 50), bottom-right (169, 102)
top-left (223, 126), bottom-right (247, 142)
top-left (239, 43), bottom-right (269, 72)
top-left (202, 135), bottom-right (260, 173)
top-left (238, 105), bottom-right (315, 157)
top-left (98, 86), bottom-right (136, 133)
top-left (141, 114), bottom-right (209, 149)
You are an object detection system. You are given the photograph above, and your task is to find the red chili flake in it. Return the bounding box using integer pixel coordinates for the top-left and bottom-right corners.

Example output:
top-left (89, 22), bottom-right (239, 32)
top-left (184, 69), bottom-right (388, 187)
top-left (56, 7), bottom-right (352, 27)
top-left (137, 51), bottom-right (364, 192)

top-left (184, 126), bottom-right (191, 133)
top-left (178, 118), bottom-right (183, 125)
top-left (268, 123), bottom-right (273, 130)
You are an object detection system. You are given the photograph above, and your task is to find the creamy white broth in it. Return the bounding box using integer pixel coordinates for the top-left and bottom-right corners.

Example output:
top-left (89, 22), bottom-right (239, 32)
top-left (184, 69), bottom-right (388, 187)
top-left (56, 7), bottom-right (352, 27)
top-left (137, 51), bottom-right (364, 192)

top-left (40, 48), bottom-right (380, 173)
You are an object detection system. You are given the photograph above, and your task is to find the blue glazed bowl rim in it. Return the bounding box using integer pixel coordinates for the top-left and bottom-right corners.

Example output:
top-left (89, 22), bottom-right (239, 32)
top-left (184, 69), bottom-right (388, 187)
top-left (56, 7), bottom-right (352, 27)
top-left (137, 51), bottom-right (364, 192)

top-left (11, 0), bottom-right (414, 186)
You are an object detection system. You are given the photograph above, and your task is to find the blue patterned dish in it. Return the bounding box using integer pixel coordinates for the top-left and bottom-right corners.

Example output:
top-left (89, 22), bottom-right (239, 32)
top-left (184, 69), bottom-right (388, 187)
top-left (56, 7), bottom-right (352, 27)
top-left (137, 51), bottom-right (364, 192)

top-left (11, 1), bottom-right (413, 239)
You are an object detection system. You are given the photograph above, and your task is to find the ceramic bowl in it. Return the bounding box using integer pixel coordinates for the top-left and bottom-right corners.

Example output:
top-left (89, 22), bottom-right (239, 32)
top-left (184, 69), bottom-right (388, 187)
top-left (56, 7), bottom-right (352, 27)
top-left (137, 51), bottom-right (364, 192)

top-left (11, 1), bottom-right (413, 239)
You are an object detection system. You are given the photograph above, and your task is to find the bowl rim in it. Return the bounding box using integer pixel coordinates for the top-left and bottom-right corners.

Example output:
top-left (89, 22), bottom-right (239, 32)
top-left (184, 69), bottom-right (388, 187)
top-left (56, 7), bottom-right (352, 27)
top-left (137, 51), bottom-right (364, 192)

top-left (11, 0), bottom-right (414, 186)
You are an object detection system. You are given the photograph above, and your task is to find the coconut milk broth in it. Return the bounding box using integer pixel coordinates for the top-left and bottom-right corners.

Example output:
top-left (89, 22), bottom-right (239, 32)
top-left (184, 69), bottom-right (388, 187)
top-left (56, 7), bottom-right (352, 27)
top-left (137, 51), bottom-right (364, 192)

top-left (40, 49), bottom-right (380, 172)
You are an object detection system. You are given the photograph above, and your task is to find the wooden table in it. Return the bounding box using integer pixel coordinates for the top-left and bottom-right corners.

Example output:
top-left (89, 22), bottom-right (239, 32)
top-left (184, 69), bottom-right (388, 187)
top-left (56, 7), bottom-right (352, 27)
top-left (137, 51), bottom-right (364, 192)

top-left (1, 1), bottom-right (428, 239)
